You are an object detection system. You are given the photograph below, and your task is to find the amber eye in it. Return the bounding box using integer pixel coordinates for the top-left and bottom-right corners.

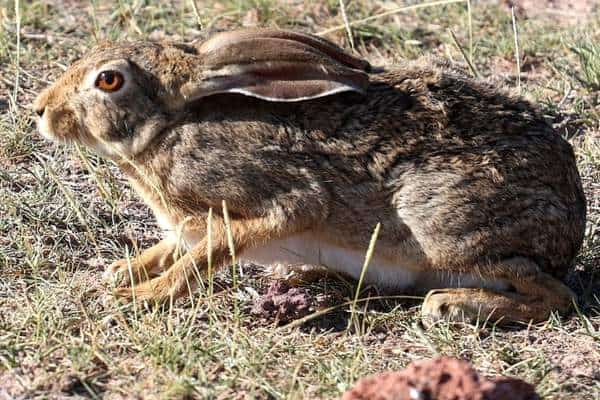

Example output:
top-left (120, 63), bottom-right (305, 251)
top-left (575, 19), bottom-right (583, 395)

top-left (95, 70), bottom-right (124, 92)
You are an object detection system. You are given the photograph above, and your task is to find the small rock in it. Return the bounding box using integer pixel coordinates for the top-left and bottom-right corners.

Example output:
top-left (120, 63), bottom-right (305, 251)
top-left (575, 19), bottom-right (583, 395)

top-left (342, 357), bottom-right (540, 400)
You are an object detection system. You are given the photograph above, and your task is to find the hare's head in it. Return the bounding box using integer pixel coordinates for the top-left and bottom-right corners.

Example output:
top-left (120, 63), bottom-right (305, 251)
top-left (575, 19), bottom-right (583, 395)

top-left (33, 29), bottom-right (370, 159)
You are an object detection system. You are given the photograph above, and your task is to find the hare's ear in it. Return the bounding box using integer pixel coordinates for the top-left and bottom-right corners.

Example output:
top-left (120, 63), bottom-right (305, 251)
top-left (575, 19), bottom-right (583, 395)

top-left (180, 29), bottom-right (370, 103)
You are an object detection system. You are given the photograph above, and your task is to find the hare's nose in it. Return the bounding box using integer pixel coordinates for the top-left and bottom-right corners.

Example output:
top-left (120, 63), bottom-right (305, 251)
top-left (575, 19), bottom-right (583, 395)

top-left (35, 105), bottom-right (46, 117)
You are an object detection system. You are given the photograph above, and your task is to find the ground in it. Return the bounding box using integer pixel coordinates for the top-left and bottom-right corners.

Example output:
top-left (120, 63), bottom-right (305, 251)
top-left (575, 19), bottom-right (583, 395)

top-left (0, 0), bottom-right (599, 399)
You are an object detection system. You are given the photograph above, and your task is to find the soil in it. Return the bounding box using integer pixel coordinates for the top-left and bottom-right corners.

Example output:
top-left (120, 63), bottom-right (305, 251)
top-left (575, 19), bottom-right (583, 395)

top-left (250, 281), bottom-right (314, 324)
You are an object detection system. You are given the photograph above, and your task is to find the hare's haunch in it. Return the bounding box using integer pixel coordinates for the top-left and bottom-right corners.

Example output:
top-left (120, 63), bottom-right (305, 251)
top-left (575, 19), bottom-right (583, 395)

top-left (34, 29), bottom-right (586, 325)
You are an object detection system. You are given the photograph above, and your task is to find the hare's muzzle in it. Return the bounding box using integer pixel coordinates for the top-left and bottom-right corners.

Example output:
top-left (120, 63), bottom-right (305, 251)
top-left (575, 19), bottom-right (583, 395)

top-left (33, 89), bottom-right (54, 141)
top-left (32, 86), bottom-right (78, 143)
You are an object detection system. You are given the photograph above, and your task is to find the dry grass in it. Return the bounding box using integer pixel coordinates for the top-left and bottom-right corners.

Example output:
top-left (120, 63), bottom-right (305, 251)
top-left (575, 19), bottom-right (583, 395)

top-left (0, 1), bottom-right (599, 399)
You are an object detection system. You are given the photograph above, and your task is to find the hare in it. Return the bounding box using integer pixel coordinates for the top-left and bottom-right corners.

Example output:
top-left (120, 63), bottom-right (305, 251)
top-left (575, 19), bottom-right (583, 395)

top-left (33, 29), bottom-right (586, 325)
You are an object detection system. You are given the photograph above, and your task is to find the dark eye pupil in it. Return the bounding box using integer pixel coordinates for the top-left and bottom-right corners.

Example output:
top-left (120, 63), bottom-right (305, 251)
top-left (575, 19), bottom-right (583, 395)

top-left (102, 72), bottom-right (114, 84)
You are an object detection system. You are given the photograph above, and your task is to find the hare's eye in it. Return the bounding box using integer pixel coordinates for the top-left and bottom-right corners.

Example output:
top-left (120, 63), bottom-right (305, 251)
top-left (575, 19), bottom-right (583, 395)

top-left (95, 71), bottom-right (124, 92)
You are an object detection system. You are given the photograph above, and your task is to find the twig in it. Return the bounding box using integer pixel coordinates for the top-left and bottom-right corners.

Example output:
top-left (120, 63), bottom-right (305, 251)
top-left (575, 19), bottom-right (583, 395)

top-left (511, 7), bottom-right (522, 92)
top-left (348, 223), bottom-right (381, 331)
top-left (207, 207), bottom-right (214, 297)
top-left (467, 0), bottom-right (473, 61)
top-left (222, 200), bottom-right (239, 323)
top-left (190, 0), bottom-right (203, 30)
top-left (89, 0), bottom-right (100, 42)
top-left (338, 0), bottom-right (355, 51)
top-left (124, 248), bottom-right (138, 321)
top-left (449, 29), bottom-right (480, 78)
top-left (9, 0), bottom-right (21, 127)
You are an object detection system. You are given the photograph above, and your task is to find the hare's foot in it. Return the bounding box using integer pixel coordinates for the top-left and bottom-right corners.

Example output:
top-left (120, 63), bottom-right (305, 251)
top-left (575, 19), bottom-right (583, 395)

top-left (104, 258), bottom-right (160, 288)
top-left (104, 239), bottom-right (177, 287)
top-left (113, 251), bottom-right (206, 303)
top-left (421, 270), bottom-right (574, 326)
top-left (421, 288), bottom-right (515, 326)
top-left (113, 274), bottom-right (189, 303)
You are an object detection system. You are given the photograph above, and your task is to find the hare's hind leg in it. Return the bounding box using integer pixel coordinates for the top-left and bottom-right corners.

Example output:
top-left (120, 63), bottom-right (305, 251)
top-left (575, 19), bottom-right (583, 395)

top-left (104, 239), bottom-right (177, 287)
top-left (421, 257), bottom-right (575, 326)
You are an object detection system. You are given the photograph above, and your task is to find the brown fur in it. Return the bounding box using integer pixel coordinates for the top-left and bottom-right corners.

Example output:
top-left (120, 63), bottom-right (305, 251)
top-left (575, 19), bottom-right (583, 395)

top-left (34, 29), bottom-right (586, 325)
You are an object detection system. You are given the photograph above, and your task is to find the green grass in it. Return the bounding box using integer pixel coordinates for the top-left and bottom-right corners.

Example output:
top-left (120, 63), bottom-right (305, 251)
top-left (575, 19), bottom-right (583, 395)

top-left (1, 1), bottom-right (599, 399)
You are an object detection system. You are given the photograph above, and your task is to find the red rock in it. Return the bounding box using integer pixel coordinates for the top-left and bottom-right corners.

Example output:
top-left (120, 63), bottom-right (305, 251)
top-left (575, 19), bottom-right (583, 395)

top-left (342, 357), bottom-right (540, 400)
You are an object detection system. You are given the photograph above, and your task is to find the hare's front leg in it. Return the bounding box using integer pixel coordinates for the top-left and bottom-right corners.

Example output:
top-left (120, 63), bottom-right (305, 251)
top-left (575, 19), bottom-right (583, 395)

top-left (421, 258), bottom-right (575, 326)
top-left (112, 215), bottom-right (291, 303)
top-left (104, 239), bottom-right (177, 287)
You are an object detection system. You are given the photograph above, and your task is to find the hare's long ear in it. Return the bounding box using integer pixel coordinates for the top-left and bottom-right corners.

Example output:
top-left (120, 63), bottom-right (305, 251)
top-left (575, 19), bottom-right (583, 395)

top-left (180, 29), bottom-right (370, 103)
top-left (197, 29), bottom-right (371, 71)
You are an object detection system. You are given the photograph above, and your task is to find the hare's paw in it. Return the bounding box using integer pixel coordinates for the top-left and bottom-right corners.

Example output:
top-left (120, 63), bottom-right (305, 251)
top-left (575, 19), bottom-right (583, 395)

top-left (103, 258), bottom-right (158, 287)
top-left (421, 289), bottom-right (493, 327)
top-left (112, 273), bottom-right (194, 304)
top-left (103, 259), bottom-right (129, 286)
top-left (112, 279), bottom-right (166, 303)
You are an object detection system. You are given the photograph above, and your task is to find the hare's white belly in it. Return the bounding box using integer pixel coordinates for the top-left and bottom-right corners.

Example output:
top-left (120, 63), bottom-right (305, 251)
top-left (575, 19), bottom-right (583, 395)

top-left (238, 233), bottom-right (510, 291)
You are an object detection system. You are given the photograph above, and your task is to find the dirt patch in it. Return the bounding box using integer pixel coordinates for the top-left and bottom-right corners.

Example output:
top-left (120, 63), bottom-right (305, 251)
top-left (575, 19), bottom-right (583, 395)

top-left (250, 281), bottom-right (315, 324)
top-left (533, 327), bottom-right (600, 384)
